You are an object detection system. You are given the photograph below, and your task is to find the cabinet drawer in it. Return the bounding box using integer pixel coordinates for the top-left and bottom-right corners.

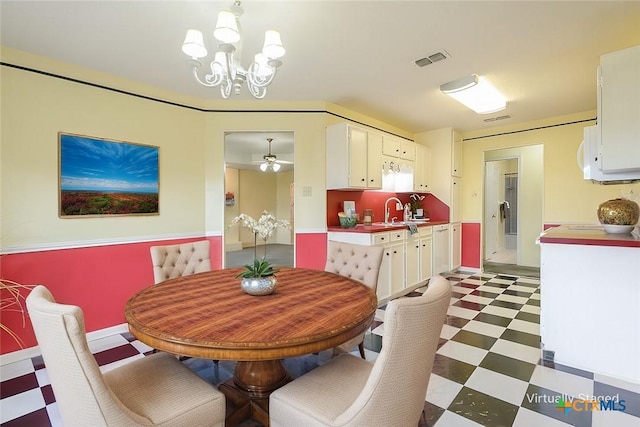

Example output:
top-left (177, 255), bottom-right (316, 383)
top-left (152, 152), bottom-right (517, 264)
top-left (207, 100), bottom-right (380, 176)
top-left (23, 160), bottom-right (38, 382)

top-left (419, 226), bottom-right (433, 237)
top-left (390, 230), bottom-right (405, 241)
top-left (372, 232), bottom-right (391, 245)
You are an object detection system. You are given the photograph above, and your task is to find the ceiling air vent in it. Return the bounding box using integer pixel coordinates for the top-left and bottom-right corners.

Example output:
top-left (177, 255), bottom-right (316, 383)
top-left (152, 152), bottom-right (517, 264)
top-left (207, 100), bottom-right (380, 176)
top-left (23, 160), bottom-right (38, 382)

top-left (483, 115), bottom-right (512, 122)
top-left (415, 50), bottom-right (450, 67)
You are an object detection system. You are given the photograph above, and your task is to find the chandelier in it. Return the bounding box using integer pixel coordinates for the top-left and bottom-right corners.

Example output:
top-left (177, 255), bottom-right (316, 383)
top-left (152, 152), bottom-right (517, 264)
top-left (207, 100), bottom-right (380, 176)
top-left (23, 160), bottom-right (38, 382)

top-left (181, 1), bottom-right (285, 99)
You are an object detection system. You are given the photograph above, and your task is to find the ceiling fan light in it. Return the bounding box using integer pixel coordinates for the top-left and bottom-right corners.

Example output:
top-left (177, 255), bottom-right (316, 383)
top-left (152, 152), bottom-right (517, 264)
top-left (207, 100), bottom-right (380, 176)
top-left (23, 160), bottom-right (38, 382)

top-left (260, 162), bottom-right (268, 172)
top-left (214, 10), bottom-right (240, 43)
top-left (262, 30), bottom-right (285, 59)
top-left (272, 162), bottom-right (281, 172)
top-left (182, 29), bottom-right (207, 59)
top-left (441, 74), bottom-right (507, 114)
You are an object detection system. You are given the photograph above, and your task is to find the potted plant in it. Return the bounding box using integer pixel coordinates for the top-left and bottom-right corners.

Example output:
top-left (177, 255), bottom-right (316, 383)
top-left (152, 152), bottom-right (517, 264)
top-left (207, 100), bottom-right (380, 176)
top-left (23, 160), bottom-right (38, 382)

top-left (409, 194), bottom-right (426, 218)
top-left (228, 210), bottom-right (290, 295)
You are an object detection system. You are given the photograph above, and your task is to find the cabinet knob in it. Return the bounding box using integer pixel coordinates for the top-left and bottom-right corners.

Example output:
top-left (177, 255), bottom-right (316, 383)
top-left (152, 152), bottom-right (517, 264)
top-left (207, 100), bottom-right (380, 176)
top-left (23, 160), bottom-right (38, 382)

top-left (416, 245), bottom-right (419, 248)
top-left (393, 250), bottom-right (397, 254)
top-left (361, 178), bottom-right (366, 182)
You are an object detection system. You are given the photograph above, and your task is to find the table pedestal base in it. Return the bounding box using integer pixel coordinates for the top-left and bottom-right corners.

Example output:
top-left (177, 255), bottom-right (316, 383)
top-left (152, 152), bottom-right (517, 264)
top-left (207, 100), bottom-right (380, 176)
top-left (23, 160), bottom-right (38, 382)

top-left (220, 360), bottom-right (291, 427)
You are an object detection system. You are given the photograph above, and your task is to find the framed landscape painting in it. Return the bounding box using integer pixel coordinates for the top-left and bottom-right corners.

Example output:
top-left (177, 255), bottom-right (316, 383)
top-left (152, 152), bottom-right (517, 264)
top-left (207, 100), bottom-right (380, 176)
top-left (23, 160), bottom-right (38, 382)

top-left (59, 133), bottom-right (159, 217)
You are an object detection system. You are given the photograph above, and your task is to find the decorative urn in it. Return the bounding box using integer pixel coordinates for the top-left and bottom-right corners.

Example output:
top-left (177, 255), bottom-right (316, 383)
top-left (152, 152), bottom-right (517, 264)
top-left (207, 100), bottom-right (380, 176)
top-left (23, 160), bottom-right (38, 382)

top-left (597, 198), bottom-right (639, 225)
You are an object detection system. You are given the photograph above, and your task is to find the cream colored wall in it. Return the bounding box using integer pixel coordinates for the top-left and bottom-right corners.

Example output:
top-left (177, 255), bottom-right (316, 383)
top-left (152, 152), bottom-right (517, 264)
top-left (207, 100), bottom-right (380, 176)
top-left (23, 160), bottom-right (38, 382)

top-left (275, 171), bottom-right (294, 244)
top-left (462, 111), bottom-right (640, 225)
top-left (224, 167), bottom-right (241, 249)
top-left (236, 170), bottom-right (277, 247)
top-left (1, 50), bottom-right (207, 251)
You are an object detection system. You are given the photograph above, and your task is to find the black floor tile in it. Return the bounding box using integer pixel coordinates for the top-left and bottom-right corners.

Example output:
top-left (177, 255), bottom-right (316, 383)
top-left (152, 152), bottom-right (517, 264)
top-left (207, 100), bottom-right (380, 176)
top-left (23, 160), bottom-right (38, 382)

top-left (521, 384), bottom-right (592, 427)
top-left (515, 311), bottom-right (540, 324)
top-left (526, 299), bottom-right (541, 307)
top-left (444, 315), bottom-right (470, 328)
top-left (490, 300), bottom-right (523, 310)
top-left (470, 289), bottom-right (501, 299)
top-left (500, 329), bottom-right (541, 348)
top-left (419, 400), bottom-right (446, 427)
top-left (594, 381), bottom-right (640, 418)
top-left (483, 281), bottom-right (511, 289)
top-left (459, 282), bottom-right (481, 289)
top-left (451, 330), bottom-right (497, 350)
top-left (480, 352), bottom-right (536, 382)
top-left (503, 289), bottom-right (534, 297)
top-left (449, 386), bottom-right (519, 426)
top-left (473, 312), bottom-right (512, 327)
top-left (451, 291), bottom-right (468, 300)
top-left (495, 275), bottom-right (519, 281)
top-left (431, 353), bottom-right (477, 384)
top-left (453, 300), bottom-right (486, 311)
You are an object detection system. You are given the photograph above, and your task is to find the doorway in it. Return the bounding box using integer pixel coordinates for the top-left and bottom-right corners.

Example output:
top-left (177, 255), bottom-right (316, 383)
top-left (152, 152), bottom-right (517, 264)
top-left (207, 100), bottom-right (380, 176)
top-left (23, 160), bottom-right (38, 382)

top-left (223, 131), bottom-right (295, 268)
top-left (483, 145), bottom-right (543, 277)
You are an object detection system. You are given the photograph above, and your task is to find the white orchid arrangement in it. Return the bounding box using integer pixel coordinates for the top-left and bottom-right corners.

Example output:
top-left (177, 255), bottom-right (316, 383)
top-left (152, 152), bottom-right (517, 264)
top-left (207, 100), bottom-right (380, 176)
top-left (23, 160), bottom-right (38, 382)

top-left (409, 193), bottom-right (425, 212)
top-left (229, 211), bottom-right (290, 276)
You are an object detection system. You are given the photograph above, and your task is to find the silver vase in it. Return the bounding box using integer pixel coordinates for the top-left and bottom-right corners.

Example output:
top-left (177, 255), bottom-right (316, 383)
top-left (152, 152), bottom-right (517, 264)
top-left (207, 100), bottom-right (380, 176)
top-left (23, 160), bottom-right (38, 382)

top-left (240, 276), bottom-right (277, 296)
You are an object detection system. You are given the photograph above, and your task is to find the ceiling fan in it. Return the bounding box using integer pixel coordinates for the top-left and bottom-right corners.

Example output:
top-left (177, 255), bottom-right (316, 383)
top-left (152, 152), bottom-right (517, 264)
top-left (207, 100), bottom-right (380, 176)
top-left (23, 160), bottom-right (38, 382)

top-left (254, 138), bottom-right (292, 172)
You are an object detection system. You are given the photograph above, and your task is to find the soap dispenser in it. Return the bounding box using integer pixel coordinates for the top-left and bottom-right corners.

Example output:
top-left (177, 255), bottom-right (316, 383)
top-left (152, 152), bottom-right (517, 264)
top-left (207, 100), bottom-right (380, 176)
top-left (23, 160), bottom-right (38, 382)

top-left (404, 203), bottom-right (411, 222)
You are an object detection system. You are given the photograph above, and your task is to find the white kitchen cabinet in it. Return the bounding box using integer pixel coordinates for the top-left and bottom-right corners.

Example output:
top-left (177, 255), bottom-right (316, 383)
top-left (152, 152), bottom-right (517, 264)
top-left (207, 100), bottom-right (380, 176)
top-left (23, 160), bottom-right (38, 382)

top-left (451, 177), bottom-right (461, 223)
top-left (405, 231), bottom-right (421, 287)
top-left (419, 229), bottom-right (433, 282)
top-left (450, 221), bottom-right (461, 271)
top-left (384, 240), bottom-right (405, 297)
top-left (598, 45), bottom-right (640, 173)
top-left (326, 122), bottom-right (382, 190)
top-left (432, 224), bottom-right (450, 274)
top-left (452, 131), bottom-right (463, 177)
top-left (413, 143), bottom-right (432, 193)
top-left (382, 135), bottom-right (415, 161)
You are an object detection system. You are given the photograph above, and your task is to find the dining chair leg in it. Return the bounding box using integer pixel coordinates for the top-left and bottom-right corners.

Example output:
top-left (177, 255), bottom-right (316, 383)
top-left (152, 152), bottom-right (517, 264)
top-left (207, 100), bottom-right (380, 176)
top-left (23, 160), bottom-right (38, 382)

top-left (358, 342), bottom-right (366, 359)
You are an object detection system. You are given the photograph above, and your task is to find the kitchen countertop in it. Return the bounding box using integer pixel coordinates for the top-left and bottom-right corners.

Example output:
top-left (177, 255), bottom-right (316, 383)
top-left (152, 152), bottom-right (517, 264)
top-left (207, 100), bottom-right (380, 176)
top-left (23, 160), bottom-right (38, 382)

top-left (539, 224), bottom-right (640, 248)
top-left (327, 220), bottom-right (449, 233)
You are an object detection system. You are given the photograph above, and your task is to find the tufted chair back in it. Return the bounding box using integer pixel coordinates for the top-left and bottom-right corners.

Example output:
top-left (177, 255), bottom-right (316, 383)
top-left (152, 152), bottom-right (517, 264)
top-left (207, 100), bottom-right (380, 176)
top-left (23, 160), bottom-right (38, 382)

top-left (150, 240), bottom-right (212, 284)
top-left (324, 241), bottom-right (384, 290)
top-left (325, 241), bottom-right (383, 357)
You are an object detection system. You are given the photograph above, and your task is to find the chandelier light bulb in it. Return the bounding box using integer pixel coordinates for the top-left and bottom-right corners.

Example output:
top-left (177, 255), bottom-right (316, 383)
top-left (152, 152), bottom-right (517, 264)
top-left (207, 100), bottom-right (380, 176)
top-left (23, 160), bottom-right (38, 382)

top-left (182, 29), bottom-right (207, 59)
top-left (214, 10), bottom-right (240, 43)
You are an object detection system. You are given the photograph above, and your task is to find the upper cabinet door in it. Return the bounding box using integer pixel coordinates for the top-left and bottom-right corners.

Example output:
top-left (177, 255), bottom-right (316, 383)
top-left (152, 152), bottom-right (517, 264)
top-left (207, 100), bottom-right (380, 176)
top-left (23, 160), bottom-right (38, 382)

top-left (382, 135), bottom-right (401, 157)
top-left (452, 130), bottom-right (463, 177)
top-left (367, 132), bottom-right (383, 189)
top-left (348, 126), bottom-right (369, 188)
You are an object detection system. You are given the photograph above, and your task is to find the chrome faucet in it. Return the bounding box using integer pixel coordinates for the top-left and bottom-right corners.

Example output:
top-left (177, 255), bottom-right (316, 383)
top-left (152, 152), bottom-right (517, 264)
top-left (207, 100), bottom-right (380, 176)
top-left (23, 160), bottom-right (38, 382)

top-left (384, 197), bottom-right (403, 224)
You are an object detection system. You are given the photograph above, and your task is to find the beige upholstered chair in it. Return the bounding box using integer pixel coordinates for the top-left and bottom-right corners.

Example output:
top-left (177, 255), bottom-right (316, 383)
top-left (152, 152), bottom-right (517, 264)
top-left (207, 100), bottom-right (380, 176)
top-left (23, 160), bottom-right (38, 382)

top-left (150, 240), bottom-right (211, 284)
top-left (270, 276), bottom-right (451, 427)
top-left (26, 285), bottom-right (225, 427)
top-left (324, 241), bottom-right (384, 358)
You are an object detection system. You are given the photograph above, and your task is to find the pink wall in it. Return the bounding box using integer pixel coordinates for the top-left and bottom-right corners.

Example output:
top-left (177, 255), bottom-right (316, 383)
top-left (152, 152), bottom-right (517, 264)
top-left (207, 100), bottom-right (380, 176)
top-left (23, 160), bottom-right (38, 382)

top-left (326, 190), bottom-right (449, 226)
top-left (0, 234), bottom-right (327, 355)
top-left (462, 222), bottom-right (481, 269)
top-left (0, 236), bottom-right (223, 354)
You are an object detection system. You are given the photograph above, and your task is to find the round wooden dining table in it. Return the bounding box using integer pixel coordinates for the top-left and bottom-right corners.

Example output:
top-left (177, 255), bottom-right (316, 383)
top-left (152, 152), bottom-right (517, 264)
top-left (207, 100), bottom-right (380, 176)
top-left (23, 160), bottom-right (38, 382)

top-left (125, 267), bottom-right (378, 426)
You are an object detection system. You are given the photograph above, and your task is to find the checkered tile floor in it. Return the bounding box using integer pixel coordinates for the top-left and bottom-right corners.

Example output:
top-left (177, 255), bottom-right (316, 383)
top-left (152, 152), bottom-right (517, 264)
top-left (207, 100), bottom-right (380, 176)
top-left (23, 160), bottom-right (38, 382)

top-left (2, 272), bottom-right (639, 426)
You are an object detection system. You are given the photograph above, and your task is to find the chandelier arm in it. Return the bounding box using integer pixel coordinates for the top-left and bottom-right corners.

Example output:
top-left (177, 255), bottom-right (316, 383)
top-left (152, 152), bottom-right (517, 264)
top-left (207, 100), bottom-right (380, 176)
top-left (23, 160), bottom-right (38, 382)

top-left (246, 61), bottom-right (278, 89)
top-left (220, 78), bottom-right (233, 98)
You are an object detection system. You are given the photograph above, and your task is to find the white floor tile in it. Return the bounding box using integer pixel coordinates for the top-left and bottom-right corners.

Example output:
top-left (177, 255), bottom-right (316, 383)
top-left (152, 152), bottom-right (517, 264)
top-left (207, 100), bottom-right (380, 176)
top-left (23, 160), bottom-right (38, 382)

top-left (130, 339), bottom-right (154, 354)
top-left (451, 297), bottom-right (461, 305)
top-left (441, 324), bottom-right (461, 340)
top-left (461, 294), bottom-right (495, 305)
top-left (481, 305), bottom-right (519, 319)
top-left (99, 354), bottom-right (145, 373)
top-left (490, 339), bottom-right (542, 364)
top-left (426, 373), bottom-right (464, 410)
top-left (516, 278), bottom-right (540, 285)
top-left (87, 334), bottom-right (130, 354)
top-left (46, 402), bottom-right (63, 427)
top-left (0, 358), bottom-right (34, 381)
top-left (592, 407), bottom-right (640, 426)
top-left (460, 278), bottom-right (486, 286)
top-left (35, 367), bottom-right (50, 387)
top-left (371, 324), bottom-right (384, 336)
top-left (374, 308), bottom-right (386, 321)
top-left (512, 407), bottom-right (569, 426)
top-left (452, 285), bottom-right (475, 295)
top-left (462, 320), bottom-right (506, 338)
top-left (475, 285), bottom-right (505, 294)
top-left (508, 319), bottom-right (540, 336)
top-left (437, 340), bottom-right (488, 366)
top-left (529, 365), bottom-right (594, 399)
top-left (520, 305), bottom-right (541, 315)
top-left (434, 409), bottom-right (484, 427)
top-left (0, 388), bottom-right (45, 423)
top-left (447, 305), bottom-right (480, 320)
top-left (465, 367), bottom-right (529, 406)
top-left (529, 293), bottom-right (541, 300)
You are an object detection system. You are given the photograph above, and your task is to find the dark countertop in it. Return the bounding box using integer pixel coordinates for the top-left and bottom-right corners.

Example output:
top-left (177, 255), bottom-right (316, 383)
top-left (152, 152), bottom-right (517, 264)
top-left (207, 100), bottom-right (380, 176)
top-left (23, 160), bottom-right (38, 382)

top-left (539, 224), bottom-right (640, 248)
top-left (327, 220), bottom-right (449, 233)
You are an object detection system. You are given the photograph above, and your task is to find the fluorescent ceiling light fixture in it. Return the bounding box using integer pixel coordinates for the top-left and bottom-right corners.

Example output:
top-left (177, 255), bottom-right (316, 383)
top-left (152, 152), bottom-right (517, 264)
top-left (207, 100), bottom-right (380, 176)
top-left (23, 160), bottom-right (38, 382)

top-left (440, 74), bottom-right (506, 114)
